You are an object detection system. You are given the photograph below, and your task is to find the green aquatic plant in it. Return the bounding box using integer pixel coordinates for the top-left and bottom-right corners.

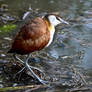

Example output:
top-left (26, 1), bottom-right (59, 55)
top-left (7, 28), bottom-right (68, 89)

top-left (0, 24), bottom-right (16, 34)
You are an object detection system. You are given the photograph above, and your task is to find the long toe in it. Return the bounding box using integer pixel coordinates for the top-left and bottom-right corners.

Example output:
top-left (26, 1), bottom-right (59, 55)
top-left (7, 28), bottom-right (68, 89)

top-left (14, 67), bottom-right (25, 78)
top-left (39, 79), bottom-right (49, 85)
top-left (30, 66), bottom-right (45, 78)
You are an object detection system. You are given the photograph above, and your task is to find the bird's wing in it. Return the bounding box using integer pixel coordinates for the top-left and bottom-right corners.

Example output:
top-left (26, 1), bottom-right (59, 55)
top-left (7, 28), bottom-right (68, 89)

top-left (9, 17), bottom-right (50, 54)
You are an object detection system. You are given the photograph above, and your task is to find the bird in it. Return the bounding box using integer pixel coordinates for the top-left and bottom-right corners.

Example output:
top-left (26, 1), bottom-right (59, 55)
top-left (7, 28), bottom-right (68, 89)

top-left (8, 13), bottom-right (69, 84)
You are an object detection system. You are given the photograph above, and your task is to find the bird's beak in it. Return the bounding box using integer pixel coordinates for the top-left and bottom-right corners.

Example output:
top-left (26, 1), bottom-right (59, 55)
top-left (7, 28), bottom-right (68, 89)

top-left (59, 18), bottom-right (69, 25)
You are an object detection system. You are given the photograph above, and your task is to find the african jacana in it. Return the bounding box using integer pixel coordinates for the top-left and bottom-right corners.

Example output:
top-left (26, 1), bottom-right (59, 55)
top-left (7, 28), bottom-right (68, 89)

top-left (8, 14), bottom-right (69, 84)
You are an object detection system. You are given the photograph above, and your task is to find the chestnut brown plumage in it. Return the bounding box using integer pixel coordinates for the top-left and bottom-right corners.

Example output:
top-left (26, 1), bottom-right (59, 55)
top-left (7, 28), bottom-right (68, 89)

top-left (8, 14), bottom-right (69, 84)
top-left (8, 17), bottom-right (50, 55)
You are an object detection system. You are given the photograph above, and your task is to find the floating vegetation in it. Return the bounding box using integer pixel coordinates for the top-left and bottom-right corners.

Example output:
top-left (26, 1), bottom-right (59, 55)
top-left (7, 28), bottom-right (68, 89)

top-left (0, 85), bottom-right (46, 92)
top-left (0, 24), bottom-right (16, 34)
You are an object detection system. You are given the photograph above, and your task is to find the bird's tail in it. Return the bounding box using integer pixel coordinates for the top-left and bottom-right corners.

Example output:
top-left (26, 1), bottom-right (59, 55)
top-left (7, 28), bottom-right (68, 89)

top-left (7, 49), bottom-right (14, 53)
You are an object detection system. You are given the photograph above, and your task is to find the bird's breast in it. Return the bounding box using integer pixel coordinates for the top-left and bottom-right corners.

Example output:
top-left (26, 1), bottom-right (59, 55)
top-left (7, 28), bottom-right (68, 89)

top-left (46, 27), bottom-right (55, 47)
top-left (44, 19), bottom-right (55, 47)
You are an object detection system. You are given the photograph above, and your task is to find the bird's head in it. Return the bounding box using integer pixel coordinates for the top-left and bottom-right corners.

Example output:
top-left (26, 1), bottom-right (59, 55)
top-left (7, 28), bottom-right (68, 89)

top-left (44, 14), bottom-right (69, 27)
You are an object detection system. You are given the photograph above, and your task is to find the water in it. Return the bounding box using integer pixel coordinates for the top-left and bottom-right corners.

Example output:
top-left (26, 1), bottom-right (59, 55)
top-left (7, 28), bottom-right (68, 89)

top-left (0, 0), bottom-right (92, 92)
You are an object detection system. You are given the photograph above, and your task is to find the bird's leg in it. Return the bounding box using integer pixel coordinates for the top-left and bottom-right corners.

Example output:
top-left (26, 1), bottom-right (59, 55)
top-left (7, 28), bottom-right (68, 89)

top-left (13, 54), bottom-right (26, 77)
top-left (13, 54), bottom-right (44, 75)
top-left (13, 54), bottom-right (45, 79)
top-left (25, 54), bottom-right (48, 85)
top-left (13, 54), bottom-right (24, 65)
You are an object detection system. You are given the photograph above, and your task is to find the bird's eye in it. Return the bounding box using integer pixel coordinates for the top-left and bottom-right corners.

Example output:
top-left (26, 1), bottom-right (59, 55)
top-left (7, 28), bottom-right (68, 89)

top-left (56, 17), bottom-right (60, 21)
